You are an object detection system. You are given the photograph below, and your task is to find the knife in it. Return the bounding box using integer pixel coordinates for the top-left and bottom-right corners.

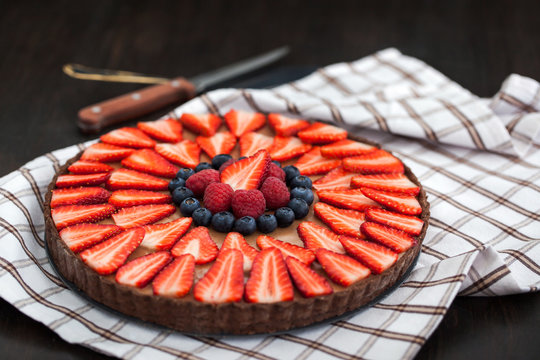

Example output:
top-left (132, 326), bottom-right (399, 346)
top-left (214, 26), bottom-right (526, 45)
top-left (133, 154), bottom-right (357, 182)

top-left (66, 46), bottom-right (289, 134)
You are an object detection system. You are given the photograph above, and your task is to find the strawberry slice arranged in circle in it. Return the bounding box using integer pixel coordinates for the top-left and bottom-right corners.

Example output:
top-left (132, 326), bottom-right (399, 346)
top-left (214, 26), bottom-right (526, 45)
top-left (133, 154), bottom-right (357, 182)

top-left (315, 248), bottom-right (370, 287)
top-left (220, 149), bottom-right (271, 191)
top-left (220, 232), bottom-right (259, 271)
top-left (256, 235), bottom-right (315, 265)
top-left (155, 140), bottom-right (201, 169)
top-left (55, 173), bottom-right (110, 188)
top-left (137, 117), bottom-right (183, 143)
top-left (141, 217), bottom-right (193, 251)
top-left (317, 188), bottom-right (380, 212)
top-left (297, 221), bottom-right (345, 254)
top-left (100, 127), bottom-right (156, 149)
top-left (80, 143), bottom-right (135, 163)
top-left (360, 187), bottom-right (422, 215)
top-left (52, 204), bottom-right (116, 230)
top-left (68, 160), bottom-right (114, 174)
top-left (106, 169), bottom-right (169, 191)
top-left (196, 131), bottom-right (237, 158)
top-left (170, 226), bottom-right (219, 264)
top-left (365, 208), bottom-right (424, 236)
top-left (121, 149), bottom-right (179, 178)
top-left (314, 202), bottom-right (365, 238)
top-left (294, 147), bottom-right (342, 175)
top-left (285, 256), bottom-right (333, 298)
top-left (360, 222), bottom-right (416, 253)
top-left (51, 187), bottom-right (111, 208)
top-left (224, 109), bottom-right (266, 137)
top-left (320, 139), bottom-right (377, 158)
top-left (108, 189), bottom-right (172, 208)
top-left (180, 113), bottom-right (222, 136)
top-left (297, 122), bottom-right (347, 144)
top-left (59, 223), bottom-right (122, 253)
top-left (312, 166), bottom-right (357, 192)
top-left (267, 113), bottom-right (310, 137)
top-left (350, 173), bottom-right (420, 195)
top-left (342, 149), bottom-right (405, 174)
top-left (152, 254), bottom-right (195, 297)
top-left (116, 251), bottom-right (172, 288)
top-left (112, 204), bottom-right (176, 228)
top-left (339, 235), bottom-right (398, 274)
top-left (239, 132), bottom-right (273, 157)
top-left (268, 136), bottom-right (312, 162)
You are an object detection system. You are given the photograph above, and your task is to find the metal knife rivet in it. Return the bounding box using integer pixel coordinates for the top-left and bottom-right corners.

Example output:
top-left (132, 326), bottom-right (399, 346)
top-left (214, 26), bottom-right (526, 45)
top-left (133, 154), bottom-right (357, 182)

top-left (91, 106), bottom-right (101, 113)
top-left (131, 93), bottom-right (141, 100)
top-left (171, 80), bottom-right (180, 87)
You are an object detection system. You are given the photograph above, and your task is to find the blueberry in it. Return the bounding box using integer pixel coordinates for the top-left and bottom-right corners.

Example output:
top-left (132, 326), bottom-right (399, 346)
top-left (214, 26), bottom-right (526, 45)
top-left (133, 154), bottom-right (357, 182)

top-left (192, 207), bottom-right (213, 226)
top-left (283, 165), bottom-right (301, 184)
top-left (168, 177), bottom-right (186, 192)
top-left (287, 198), bottom-right (309, 219)
top-left (176, 168), bottom-right (195, 180)
top-left (272, 160), bottom-right (282, 168)
top-left (257, 214), bottom-right (278, 233)
top-left (212, 154), bottom-right (233, 170)
top-left (180, 197), bottom-right (200, 216)
top-left (233, 216), bottom-right (257, 235)
top-left (275, 207), bottom-right (295, 227)
top-left (195, 162), bottom-right (213, 172)
top-left (290, 175), bottom-right (312, 189)
top-left (290, 186), bottom-right (314, 205)
top-left (211, 211), bottom-right (235, 233)
top-left (172, 187), bottom-right (194, 205)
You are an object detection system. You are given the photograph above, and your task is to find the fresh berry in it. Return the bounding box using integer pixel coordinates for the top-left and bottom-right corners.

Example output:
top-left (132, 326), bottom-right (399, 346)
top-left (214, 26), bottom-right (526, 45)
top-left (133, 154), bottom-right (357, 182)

top-left (211, 154), bottom-right (233, 170)
top-left (245, 248), bottom-right (294, 303)
top-left (140, 217), bottom-right (193, 251)
top-left (314, 202), bottom-right (365, 238)
top-left (176, 168), bottom-right (195, 180)
top-left (290, 187), bottom-right (314, 205)
top-left (312, 166), bottom-right (356, 192)
top-left (272, 160), bottom-right (282, 167)
top-left (268, 136), bottom-right (312, 161)
top-left (55, 173), bottom-right (110, 188)
top-left (285, 257), bottom-right (333, 298)
top-left (221, 232), bottom-right (259, 271)
top-left (171, 227), bottom-right (219, 264)
top-left (283, 165), bottom-right (300, 184)
top-left (297, 122), bottom-right (347, 144)
top-left (317, 188), bottom-right (380, 211)
top-left (51, 187), bottom-right (111, 208)
top-left (297, 221), bottom-right (345, 253)
top-left (365, 208), bottom-right (424, 236)
top-left (342, 149), bottom-right (405, 174)
top-left (239, 132), bottom-right (273, 157)
top-left (108, 189), bottom-right (172, 208)
top-left (203, 182), bottom-right (234, 213)
top-left (80, 143), bottom-right (135, 162)
top-left (100, 127), bottom-right (156, 148)
top-left (168, 177), bottom-right (186, 192)
top-left (193, 249), bottom-right (244, 303)
top-left (218, 158), bottom-right (235, 172)
top-left (116, 251), bottom-right (172, 288)
top-left (287, 198), bottom-right (309, 219)
top-left (294, 147), bottom-right (341, 175)
top-left (231, 189), bottom-right (266, 218)
top-left (52, 204), bottom-right (116, 230)
top-left (68, 160), bottom-right (113, 174)
top-left (211, 211), bottom-right (235, 233)
top-left (233, 216), bottom-right (257, 235)
top-left (172, 186), bottom-right (194, 205)
top-left (155, 140), bottom-right (201, 169)
top-left (224, 109), bottom-right (266, 137)
top-left (152, 254), bottom-right (195, 297)
top-left (185, 169), bottom-right (220, 197)
top-left (339, 235), bottom-right (398, 274)
top-left (275, 207), bottom-right (295, 227)
top-left (256, 235), bottom-right (315, 265)
top-left (220, 149), bottom-right (271, 191)
top-left (320, 139), bottom-right (376, 158)
top-left (180, 197), bottom-right (201, 216)
top-left (289, 175), bottom-right (312, 189)
top-left (112, 204), bottom-right (175, 228)
top-left (137, 117), bottom-right (183, 143)
top-left (261, 162), bottom-right (286, 183)
top-left (256, 214), bottom-right (278, 233)
top-left (315, 248), bottom-right (370, 287)
top-left (360, 187), bottom-right (422, 215)
top-left (260, 177), bottom-right (290, 210)
top-left (360, 222), bottom-right (416, 253)
top-left (180, 113), bottom-right (222, 136)
top-left (80, 228), bottom-right (144, 275)
top-left (195, 162), bottom-right (213, 172)
top-left (191, 207), bottom-right (213, 226)
top-left (350, 173), bottom-right (420, 195)
top-left (267, 113), bottom-right (310, 136)
top-left (59, 223), bottom-right (122, 253)
top-left (106, 169), bottom-right (169, 191)
top-left (196, 132), bottom-right (236, 158)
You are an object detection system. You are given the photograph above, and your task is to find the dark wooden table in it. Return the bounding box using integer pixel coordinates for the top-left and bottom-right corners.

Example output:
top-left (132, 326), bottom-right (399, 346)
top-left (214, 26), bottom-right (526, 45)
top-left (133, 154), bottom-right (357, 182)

top-left (1, 1), bottom-right (539, 359)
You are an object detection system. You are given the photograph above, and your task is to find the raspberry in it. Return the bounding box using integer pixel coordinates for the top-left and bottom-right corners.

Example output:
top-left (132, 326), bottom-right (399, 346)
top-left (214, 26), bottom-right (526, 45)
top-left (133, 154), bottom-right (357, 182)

top-left (260, 177), bottom-right (290, 209)
top-left (219, 158), bottom-right (235, 172)
top-left (231, 190), bottom-right (266, 219)
top-left (262, 162), bottom-right (286, 183)
top-left (185, 169), bottom-right (220, 197)
top-left (203, 182), bottom-right (234, 213)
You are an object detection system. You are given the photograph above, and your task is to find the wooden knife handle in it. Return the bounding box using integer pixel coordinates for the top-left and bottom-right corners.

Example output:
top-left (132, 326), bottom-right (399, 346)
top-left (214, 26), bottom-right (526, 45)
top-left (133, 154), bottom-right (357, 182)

top-left (77, 77), bottom-right (197, 134)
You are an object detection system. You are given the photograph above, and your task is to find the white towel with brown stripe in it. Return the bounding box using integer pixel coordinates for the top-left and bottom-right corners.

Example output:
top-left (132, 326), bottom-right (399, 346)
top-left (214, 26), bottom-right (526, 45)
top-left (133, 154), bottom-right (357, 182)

top-left (0, 48), bottom-right (538, 360)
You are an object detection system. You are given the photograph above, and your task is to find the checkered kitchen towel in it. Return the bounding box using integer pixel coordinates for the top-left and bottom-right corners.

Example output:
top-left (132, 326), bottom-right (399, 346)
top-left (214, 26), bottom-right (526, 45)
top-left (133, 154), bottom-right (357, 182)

top-left (0, 48), bottom-right (538, 360)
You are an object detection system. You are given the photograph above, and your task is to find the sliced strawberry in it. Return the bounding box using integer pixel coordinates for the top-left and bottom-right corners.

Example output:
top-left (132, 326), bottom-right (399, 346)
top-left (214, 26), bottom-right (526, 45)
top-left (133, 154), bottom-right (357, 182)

top-left (317, 188), bottom-right (380, 211)
top-left (268, 136), bottom-right (312, 161)
top-left (100, 127), bottom-right (156, 148)
top-left (315, 248), bottom-right (370, 287)
top-left (245, 247), bottom-right (294, 303)
top-left (360, 222), bottom-right (416, 253)
top-left (193, 248), bottom-right (244, 303)
top-left (112, 204), bottom-right (175, 228)
top-left (116, 251), bottom-right (172, 288)
top-left (297, 122), bottom-right (347, 144)
top-left (154, 140), bottom-right (200, 169)
top-left (108, 189), bottom-right (171, 208)
top-left (320, 139), bottom-right (377, 158)
top-left (342, 149), bottom-right (405, 174)
top-left (80, 227), bottom-right (144, 275)
top-left (121, 149), bottom-right (178, 178)
top-left (256, 235), bottom-right (315, 265)
top-left (365, 208), bottom-right (424, 236)
top-left (170, 226), bottom-right (219, 264)
top-left (51, 187), bottom-right (111, 208)
top-left (141, 217), bottom-right (193, 251)
top-left (239, 132), bottom-right (273, 157)
top-left (106, 168), bottom-right (169, 191)
top-left (67, 160), bottom-right (114, 174)
top-left (220, 149), bottom-right (270, 191)
top-left (180, 113), bottom-right (222, 136)
top-left (267, 113), bottom-right (310, 136)
top-left (152, 254), bottom-right (195, 297)
top-left (220, 231), bottom-right (259, 271)
top-left (55, 173), bottom-right (109, 188)
top-left (59, 223), bottom-right (122, 253)
top-left (51, 204), bottom-right (115, 230)
top-left (339, 235), bottom-right (397, 274)
top-left (294, 147), bottom-right (341, 175)
top-left (312, 166), bottom-right (357, 192)
top-left (314, 202), bottom-right (365, 238)
top-left (285, 256), bottom-right (333, 298)
top-left (137, 117), bottom-right (182, 143)
top-left (350, 173), bottom-right (420, 195)
top-left (224, 109), bottom-right (266, 137)
top-left (297, 221), bottom-right (345, 254)
top-left (196, 131), bottom-right (237, 158)
top-left (360, 187), bottom-right (422, 215)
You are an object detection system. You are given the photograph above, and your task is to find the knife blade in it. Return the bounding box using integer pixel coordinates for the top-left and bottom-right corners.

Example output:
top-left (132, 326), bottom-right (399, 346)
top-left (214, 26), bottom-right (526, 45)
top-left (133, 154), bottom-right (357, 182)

top-left (71, 46), bottom-right (289, 133)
